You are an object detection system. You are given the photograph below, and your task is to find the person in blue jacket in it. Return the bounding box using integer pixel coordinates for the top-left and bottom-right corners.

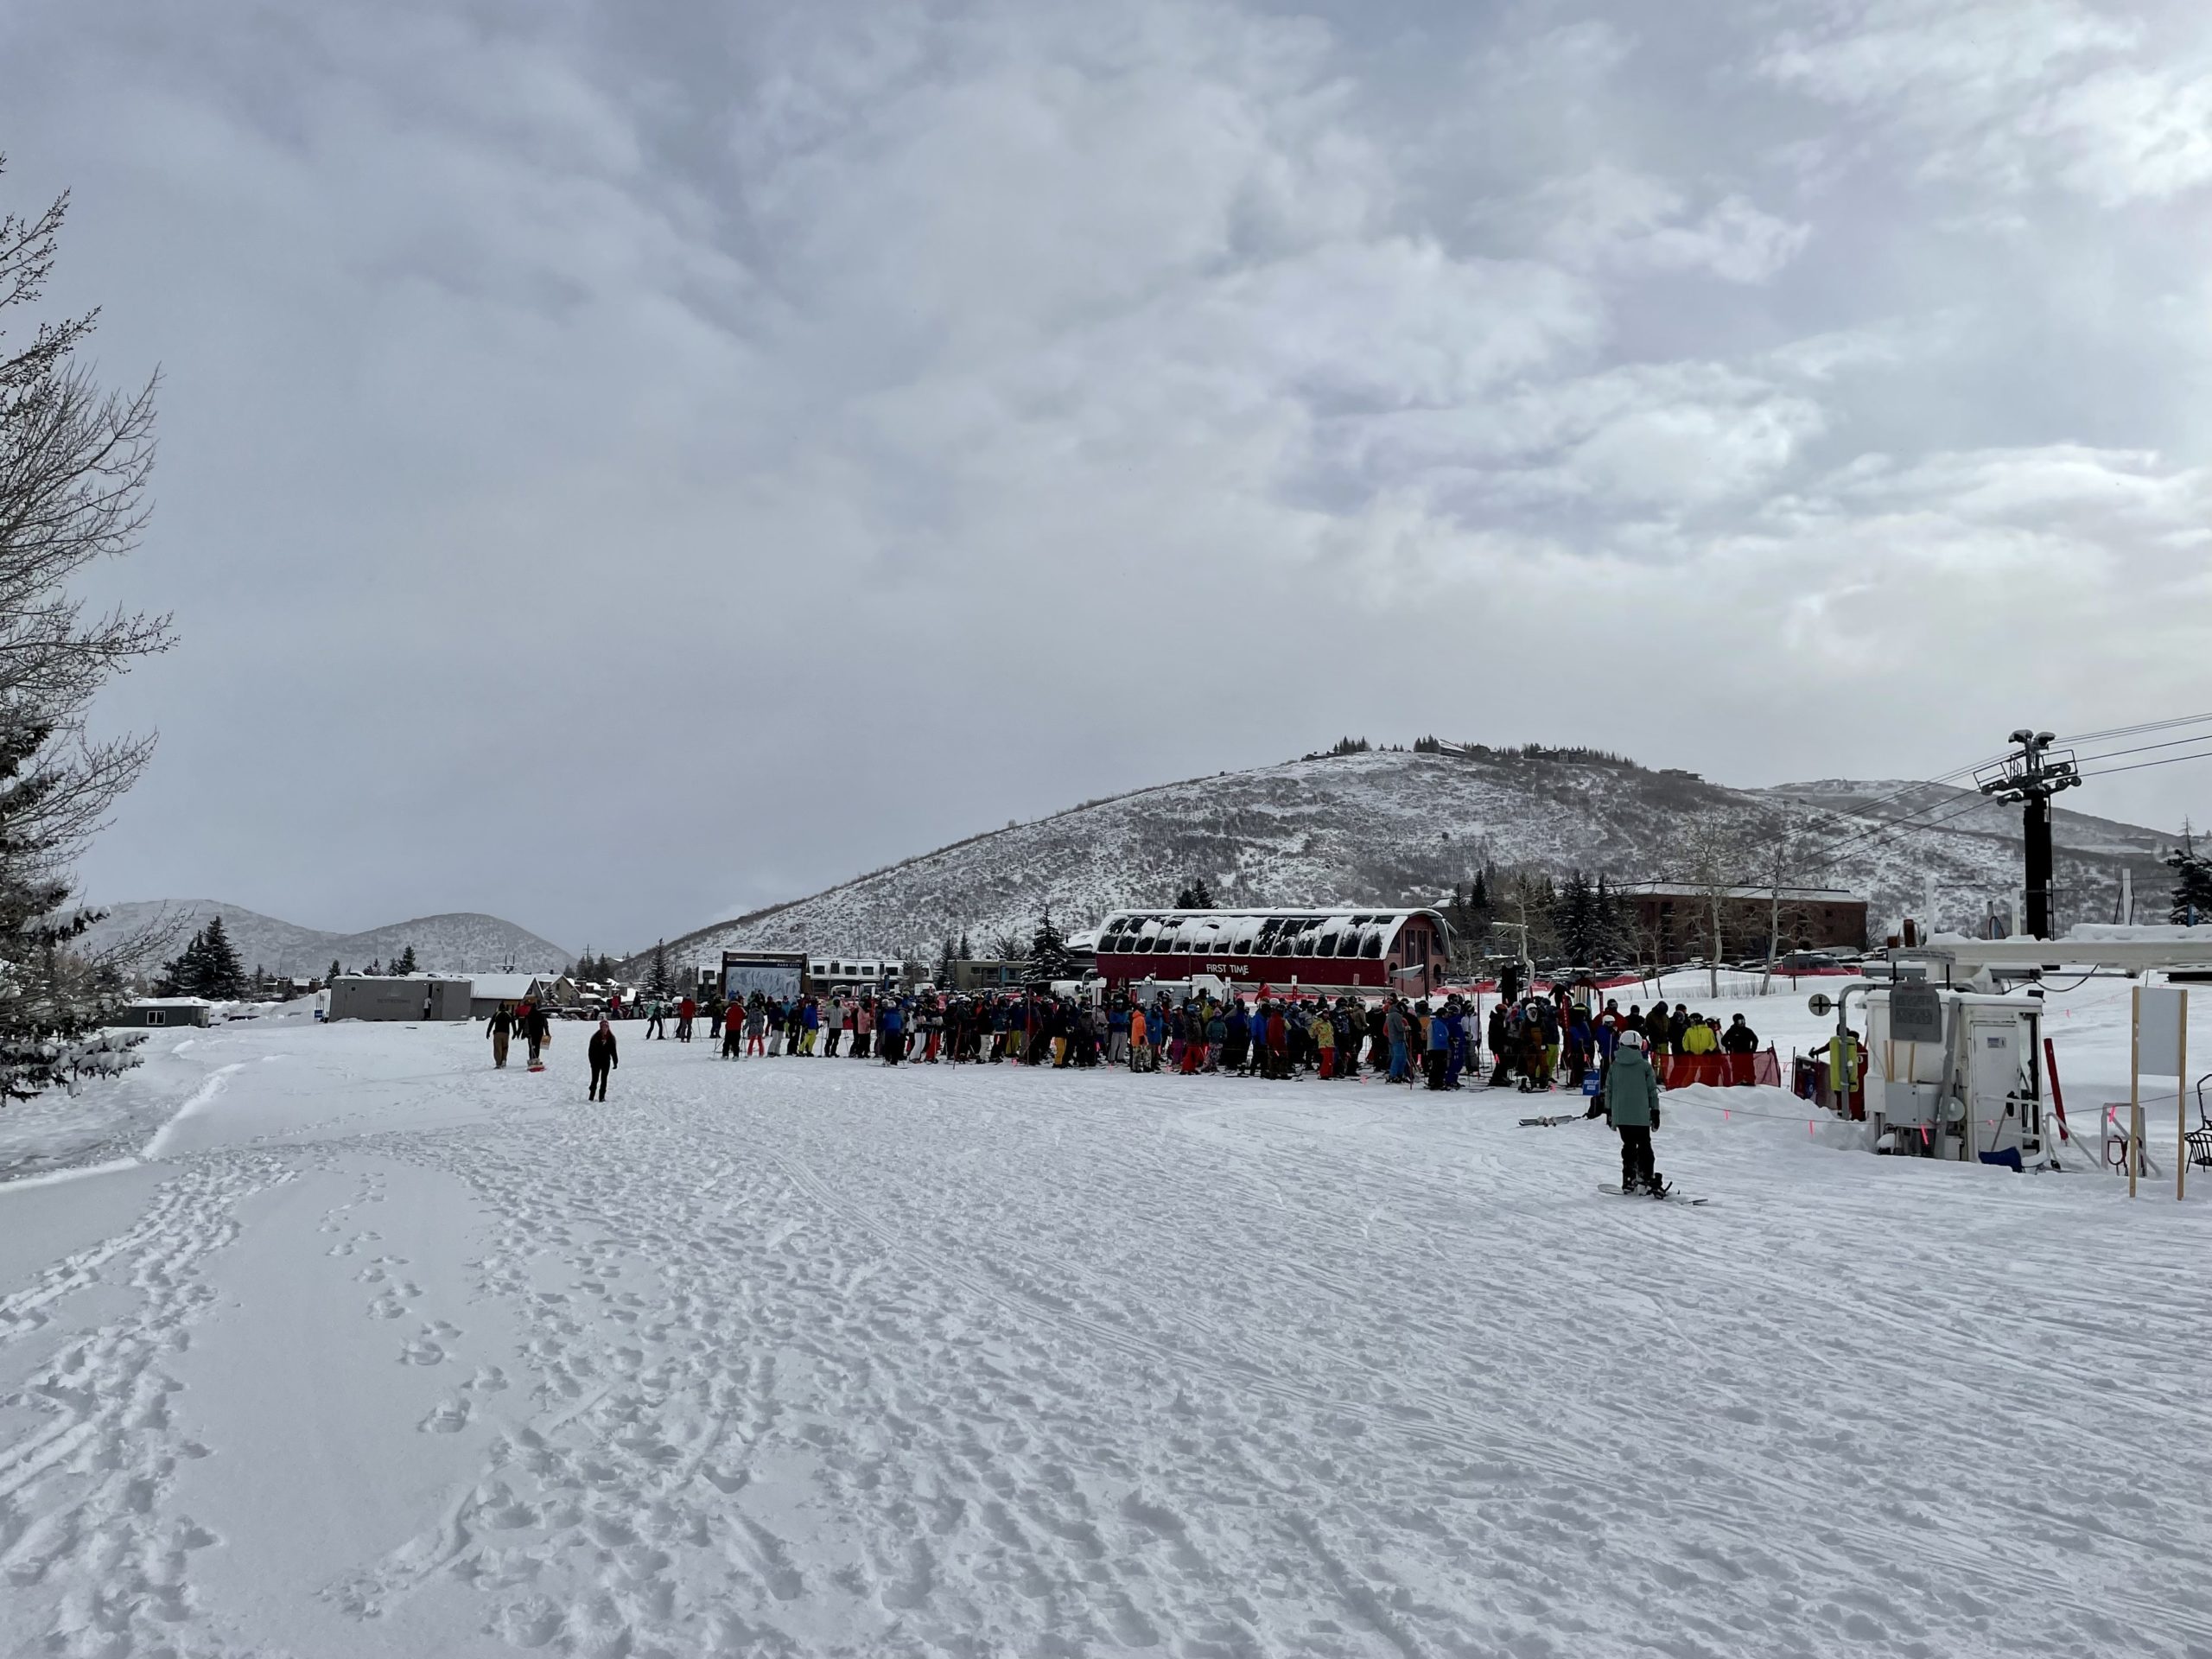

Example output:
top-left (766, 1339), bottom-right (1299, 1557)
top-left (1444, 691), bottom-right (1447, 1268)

top-left (879, 1000), bottom-right (905, 1065)
top-left (1424, 1001), bottom-right (1450, 1090)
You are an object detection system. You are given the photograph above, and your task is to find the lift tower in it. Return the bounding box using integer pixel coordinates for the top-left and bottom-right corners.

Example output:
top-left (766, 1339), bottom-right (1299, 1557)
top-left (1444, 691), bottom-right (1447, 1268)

top-left (1975, 728), bottom-right (2081, 938)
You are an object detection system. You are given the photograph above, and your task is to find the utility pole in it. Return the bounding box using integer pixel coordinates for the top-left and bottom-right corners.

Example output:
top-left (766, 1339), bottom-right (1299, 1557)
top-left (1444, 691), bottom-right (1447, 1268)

top-left (1975, 728), bottom-right (2081, 939)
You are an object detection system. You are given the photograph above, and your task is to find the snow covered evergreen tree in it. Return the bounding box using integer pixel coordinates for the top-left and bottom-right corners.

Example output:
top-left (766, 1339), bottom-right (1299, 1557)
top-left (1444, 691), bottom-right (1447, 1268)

top-left (194, 916), bottom-right (245, 998)
top-left (393, 944), bottom-right (418, 976)
top-left (327, 958), bottom-right (340, 985)
top-left (159, 921), bottom-right (246, 1001)
top-left (0, 160), bottom-right (171, 1101)
top-left (1024, 909), bottom-right (1073, 984)
top-left (1551, 872), bottom-right (1597, 962)
top-left (646, 939), bottom-right (674, 998)
top-left (2170, 825), bottom-right (2212, 925)
top-left (1593, 874), bottom-right (1628, 962)
top-left (1174, 878), bottom-right (1217, 908)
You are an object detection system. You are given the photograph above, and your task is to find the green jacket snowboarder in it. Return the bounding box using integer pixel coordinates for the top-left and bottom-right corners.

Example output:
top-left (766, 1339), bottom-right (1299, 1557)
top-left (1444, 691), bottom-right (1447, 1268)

top-left (1604, 1031), bottom-right (1665, 1194)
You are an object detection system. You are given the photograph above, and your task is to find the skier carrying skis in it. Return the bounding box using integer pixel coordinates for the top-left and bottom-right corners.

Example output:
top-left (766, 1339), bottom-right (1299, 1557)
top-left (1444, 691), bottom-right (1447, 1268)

top-left (1600, 1029), bottom-right (1666, 1195)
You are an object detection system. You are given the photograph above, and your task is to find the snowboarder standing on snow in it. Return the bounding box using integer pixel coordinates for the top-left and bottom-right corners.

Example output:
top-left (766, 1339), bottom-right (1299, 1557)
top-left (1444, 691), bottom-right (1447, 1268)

top-left (587, 1017), bottom-right (618, 1101)
top-left (1601, 1029), bottom-right (1666, 1195)
top-left (521, 1000), bottom-right (552, 1070)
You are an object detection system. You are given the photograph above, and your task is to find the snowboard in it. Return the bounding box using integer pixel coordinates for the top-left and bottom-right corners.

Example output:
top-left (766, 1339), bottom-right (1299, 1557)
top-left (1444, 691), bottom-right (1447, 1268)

top-left (527, 1061), bottom-right (546, 1074)
top-left (1599, 1183), bottom-right (1710, 1206)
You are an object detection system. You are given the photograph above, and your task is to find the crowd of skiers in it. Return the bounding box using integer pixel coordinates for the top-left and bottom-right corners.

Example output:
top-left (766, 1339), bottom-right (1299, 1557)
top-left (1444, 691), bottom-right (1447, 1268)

top-left (1484, 994), bottom-right (1764, 1091)
top-left (563, 984), bottom-right (1761, 1093)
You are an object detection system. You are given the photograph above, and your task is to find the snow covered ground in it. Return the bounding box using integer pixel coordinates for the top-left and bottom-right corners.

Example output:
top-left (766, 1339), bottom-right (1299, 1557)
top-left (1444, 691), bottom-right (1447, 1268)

top-left (3, 985), bottom-right (2209, 1658)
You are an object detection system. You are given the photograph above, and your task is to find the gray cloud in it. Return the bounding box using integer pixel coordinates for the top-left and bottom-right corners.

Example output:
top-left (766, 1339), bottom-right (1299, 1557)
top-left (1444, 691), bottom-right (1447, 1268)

top-left (3, 0), bottom-right (2208, 950)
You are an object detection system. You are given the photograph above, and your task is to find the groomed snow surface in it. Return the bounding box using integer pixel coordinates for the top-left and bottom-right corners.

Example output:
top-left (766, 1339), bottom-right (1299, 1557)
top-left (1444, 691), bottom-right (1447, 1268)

top-left (3, 981), bottom-right (2209, 1659)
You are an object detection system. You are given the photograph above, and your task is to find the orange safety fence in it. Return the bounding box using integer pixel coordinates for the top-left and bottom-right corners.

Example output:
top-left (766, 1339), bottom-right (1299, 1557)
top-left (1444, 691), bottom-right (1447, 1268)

top-left (1660, 1049), bottom-right (1781, 1090)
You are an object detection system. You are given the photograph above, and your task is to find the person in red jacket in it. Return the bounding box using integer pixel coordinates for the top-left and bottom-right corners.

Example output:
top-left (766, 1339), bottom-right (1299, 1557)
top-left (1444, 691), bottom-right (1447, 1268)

top-left (677, 995), bottom-right (696, 1043)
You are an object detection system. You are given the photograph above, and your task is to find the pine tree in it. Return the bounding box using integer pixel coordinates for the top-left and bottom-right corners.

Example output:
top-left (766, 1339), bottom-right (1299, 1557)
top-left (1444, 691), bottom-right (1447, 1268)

top-left (155, 927), bottom-right (199, 996)
top-left (1025, 908), bottom-right (1073, 984)
top-left (1174, 878), bottom-right (1217, 908)
top-left (2170, 823), bottom-right (2212, 925)
top-left (957, 930), bottom-right (974, 961)
top-left (197, 916), bottom-right (245, 997)
top-left (327, 958), bottom-right (341, 985)
top-left (1593, 874), bottom-right (1628, 962)
top-left (646, 939), bottom-right (673, 998)
top-left (393, 944), bottom-right (419, 976)
top-left (0, 161), bottom-right (170, 1102)
top-left (1552, 871), bottom-right (1603, 963)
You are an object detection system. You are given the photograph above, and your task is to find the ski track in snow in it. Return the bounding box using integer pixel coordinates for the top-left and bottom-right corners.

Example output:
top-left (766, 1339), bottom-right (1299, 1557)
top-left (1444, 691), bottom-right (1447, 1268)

top-left (1, 1019), bottom-right (2209, 1657)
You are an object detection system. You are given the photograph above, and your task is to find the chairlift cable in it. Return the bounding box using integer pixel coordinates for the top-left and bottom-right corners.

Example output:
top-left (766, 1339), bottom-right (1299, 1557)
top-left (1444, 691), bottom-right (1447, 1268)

top-left (2067, 727), bottom-right (2212, 767)
top-left (1778, 753), bottom-right (2013, 861)
top-left (2050, 709), bottom-right (2212, 746)
top-left (1802, 791), bottom-right (2001, 873)
top-left (2072, 747), bottom-right (2212, 781)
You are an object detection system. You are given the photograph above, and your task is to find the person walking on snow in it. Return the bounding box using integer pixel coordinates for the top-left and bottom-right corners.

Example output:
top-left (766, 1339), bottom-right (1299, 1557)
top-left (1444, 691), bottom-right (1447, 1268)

top-left (587, 1017), bottom-right (619, 1101)
top-left (521, 1000), bottom-right (552, 1070)
top-left (1597, 1028), bottom-right (1666, 1195)
top-left (486, 1002), bottom-right (516, 1069)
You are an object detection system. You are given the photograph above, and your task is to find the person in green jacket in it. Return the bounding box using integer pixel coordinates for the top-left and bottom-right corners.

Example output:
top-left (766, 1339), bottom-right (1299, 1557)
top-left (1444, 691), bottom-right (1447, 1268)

top-left (1604, 1029), bottom-right (1666, 1196)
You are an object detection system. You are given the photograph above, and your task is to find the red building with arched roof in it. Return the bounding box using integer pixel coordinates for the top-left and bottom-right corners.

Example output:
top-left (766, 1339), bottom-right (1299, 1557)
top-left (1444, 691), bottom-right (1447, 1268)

top-left (1093, 908), bottom-right (1449, 998)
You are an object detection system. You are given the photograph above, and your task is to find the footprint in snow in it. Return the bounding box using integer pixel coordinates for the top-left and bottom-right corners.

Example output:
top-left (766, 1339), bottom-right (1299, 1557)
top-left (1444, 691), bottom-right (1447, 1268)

top-left (419, 1396), bottom-right (470, 1433)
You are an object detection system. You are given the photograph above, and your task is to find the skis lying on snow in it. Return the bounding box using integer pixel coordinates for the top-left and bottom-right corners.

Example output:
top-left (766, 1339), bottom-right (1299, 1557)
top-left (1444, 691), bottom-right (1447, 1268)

top-left (1519, 1113), bottom-right (1586, 1127)
top-left (1599, 1183), bottom-right (1711, 1206)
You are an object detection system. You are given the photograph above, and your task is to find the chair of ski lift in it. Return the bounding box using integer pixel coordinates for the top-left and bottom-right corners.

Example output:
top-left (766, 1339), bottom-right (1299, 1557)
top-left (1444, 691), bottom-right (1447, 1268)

top-left (2186, 1074), bottom-right (2212, 1171)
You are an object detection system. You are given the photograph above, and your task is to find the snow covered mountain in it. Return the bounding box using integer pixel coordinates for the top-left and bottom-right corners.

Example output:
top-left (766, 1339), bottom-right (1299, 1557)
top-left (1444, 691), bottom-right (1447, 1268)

top-left (79, 901), bottom-right (572, 977)
top-left (642, 747), bottom-right (2181, 968)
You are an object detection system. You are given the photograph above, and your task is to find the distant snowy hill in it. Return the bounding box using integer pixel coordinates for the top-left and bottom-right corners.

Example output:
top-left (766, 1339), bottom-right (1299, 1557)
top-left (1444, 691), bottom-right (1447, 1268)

top-left (638, 747), bottom-right (2179, 968)
top-left (81, 901), bottom-right (571, 977)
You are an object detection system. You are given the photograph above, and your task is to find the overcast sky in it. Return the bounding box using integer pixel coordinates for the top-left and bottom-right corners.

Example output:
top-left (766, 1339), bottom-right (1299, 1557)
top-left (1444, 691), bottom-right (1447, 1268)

top-left (5, 0), bottom-right (2210, 954)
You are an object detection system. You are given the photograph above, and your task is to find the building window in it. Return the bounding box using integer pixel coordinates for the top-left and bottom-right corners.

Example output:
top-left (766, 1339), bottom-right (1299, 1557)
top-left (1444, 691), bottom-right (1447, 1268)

top-left (147, 1009), bottom-right (165, 1027)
